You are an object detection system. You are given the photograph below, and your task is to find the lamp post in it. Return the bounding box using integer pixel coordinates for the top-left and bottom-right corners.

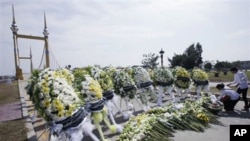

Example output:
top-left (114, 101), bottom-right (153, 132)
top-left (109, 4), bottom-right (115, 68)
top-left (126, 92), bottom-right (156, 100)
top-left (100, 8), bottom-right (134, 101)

top-left (159, 49), bottom-right (164, 67)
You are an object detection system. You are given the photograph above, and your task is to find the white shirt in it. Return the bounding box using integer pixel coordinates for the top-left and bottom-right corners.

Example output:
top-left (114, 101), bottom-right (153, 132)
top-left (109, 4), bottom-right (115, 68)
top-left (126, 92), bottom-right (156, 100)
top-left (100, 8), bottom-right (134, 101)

top-left (218, 89), bottom-right (240, 101)
top-left (232, 71), bottom-right (249, 89)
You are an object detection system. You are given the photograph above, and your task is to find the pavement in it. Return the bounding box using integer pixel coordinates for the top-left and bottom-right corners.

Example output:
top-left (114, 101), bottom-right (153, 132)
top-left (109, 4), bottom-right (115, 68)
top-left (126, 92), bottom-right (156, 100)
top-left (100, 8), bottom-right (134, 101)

top-left (1, 75), bottom-right (249, 141)
top-left (0, 101), bottom-right (22, 122)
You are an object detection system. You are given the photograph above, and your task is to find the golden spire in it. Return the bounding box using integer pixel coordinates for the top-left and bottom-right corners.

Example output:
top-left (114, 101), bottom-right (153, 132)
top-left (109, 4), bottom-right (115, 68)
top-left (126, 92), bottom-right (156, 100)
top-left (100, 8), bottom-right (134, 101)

top-left (10, 4), bottom-right (18, 33)
top-left (43, 12), bottom-right (49, 37)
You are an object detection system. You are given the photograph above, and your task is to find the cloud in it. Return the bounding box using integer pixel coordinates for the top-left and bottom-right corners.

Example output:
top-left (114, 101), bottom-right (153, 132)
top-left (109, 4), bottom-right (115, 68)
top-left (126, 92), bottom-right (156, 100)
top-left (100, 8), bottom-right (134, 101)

top-left (0, 0), bottom-right (249, 75)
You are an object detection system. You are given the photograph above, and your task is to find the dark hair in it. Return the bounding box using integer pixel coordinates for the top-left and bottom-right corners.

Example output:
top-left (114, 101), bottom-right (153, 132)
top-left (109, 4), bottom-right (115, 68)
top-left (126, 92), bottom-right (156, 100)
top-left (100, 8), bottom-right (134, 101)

top-left (230, 67), bottom-right (238, 72)
top-left (216, 83), bottom-right (225, 89)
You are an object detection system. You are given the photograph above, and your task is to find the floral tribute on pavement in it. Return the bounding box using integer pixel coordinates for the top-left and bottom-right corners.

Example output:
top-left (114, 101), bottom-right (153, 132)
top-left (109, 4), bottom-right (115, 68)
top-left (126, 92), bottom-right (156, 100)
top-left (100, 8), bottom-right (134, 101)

top-left (25, 68), bottom-right (88, 141)
top-left (117, 96), bottom-right (223, 141)
top-left (25, 66), bottom-right (223, 141)
top-left (133, 66), bottom-right (157, 111)
top-left (153, 67), bottom-right (175, 105)
top-left (172, 66), bottom-right (191, 99)
top-left (191, 68), bottom-right (210, 98)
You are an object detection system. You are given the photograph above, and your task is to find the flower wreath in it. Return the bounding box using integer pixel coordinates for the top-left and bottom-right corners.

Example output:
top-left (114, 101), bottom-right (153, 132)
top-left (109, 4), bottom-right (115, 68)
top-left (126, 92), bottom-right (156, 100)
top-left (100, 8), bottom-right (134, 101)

top-left (154, 67), bottom-right (174, 87)
top-left (191, 68), bottom-right (209, 86)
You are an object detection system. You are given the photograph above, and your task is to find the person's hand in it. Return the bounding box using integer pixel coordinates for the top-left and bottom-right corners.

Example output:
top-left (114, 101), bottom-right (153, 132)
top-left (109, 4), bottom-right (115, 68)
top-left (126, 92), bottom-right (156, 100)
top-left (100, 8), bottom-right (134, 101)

top-left (227, 83), bottom-right (231, 86)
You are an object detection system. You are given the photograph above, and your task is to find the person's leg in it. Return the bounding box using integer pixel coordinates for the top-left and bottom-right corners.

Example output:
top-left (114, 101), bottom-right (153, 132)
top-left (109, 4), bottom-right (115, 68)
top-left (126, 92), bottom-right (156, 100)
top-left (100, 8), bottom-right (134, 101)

top-left (230, 98), bottom-right (240, 111)
top-left (241, 88), bottom-right (248, 109)
top-left (223, 100), bottom-right (232, 111)
top-left (237, 88), bottom-right (247, 109)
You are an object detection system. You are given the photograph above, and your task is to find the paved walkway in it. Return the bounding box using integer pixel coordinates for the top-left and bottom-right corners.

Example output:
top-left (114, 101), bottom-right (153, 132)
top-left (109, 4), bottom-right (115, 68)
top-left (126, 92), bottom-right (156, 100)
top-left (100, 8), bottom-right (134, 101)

top-left (0, 101), bottom-right (22, 122)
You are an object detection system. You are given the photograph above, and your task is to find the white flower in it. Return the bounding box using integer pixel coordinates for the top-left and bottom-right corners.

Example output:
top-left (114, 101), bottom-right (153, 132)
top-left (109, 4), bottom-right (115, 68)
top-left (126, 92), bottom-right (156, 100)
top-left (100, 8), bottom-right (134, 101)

top-left (134, 67), bottom-right (152, 85)
top-left (33, 68), bottom-right (82, 121)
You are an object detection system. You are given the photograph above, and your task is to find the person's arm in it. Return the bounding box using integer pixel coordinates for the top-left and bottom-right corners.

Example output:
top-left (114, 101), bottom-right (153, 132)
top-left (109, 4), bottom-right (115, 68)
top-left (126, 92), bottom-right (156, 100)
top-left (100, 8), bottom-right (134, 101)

top-left (227, 74), bottom-right (238, 86)
top-left (217, 90), bottom-right (225, 101)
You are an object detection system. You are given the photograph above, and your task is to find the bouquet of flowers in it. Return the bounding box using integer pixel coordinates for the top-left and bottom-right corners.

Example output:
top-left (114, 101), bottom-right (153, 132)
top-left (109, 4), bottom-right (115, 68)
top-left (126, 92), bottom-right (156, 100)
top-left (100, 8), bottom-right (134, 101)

top-left (102, 66), bottom-right (117, 80)
top-left (113, 70), bottom-right (137, 99)
top-left (173, 66), bottom-right (191, 89)
top-left (133, 67), bottom-right (157, 105)
top-left (124, 66), bottom-right (135, 79)
top-left (54, 68), bottom-right (75, 85)
top-left (117, 95), bottom-right (222, 141)
top-left (133, 67), bottom-right (153, 88)
top-left (199, 95), bottom-right (223, 115)
top-left (80, 74), bottom-right (120, 140)
top-left (89, 67), bottom-right (114, 95)
top-left (81, 75), bottom-right (103, 104)
top-left (154, 67), bottom-right (174, 86)
top-left (117, 113), bottom-right (158, 141)
top-left (32, 68), bottom-right (83, 122)
top-left (191, 68), bottom-right (209, 86)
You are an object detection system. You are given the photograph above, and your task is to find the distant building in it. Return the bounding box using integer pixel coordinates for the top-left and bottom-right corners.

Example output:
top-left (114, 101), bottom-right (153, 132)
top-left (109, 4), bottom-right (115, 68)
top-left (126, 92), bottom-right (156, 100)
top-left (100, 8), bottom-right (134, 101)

top-left (240, 60), bottom-right (250, 70)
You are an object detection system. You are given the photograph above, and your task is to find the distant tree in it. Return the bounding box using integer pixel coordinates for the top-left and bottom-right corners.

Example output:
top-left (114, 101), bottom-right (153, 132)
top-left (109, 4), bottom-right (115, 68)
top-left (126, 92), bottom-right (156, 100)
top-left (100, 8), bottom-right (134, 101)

top-left (214, 61), bottom-right (232, 71)
top-left (141, 53), bottom-right (159, 69)
top-left (195, 42), bottom-right (203, 66)
top-left (168, 54), bottom-right (186, 68)
top-left (204, 62), bottom-right (212, 71)
top-left (168, 42), bottom-right (203, 69)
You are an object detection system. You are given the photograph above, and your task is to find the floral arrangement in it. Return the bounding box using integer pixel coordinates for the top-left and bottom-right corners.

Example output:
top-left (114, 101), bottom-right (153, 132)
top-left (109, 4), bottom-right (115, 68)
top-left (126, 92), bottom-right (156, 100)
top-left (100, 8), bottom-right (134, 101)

top-left (102, 66), bottom-right (117, 80)
top-left (146, 68), bottom-right (155, 82)
top-left (118, 113), bottom-right (158, 141)
top-left (124, 66), bottom-right (135, 79)
top-left (80, 74), bottom-right (119, 141)
top-left (113, 70), bottom-right (137, 99)
top-left (133, 67), bottom-right (157, 107)
top-left (117, 95), bottom-right (222, 141)
top-left (154, 67), bottom-right (174, 86)
top-left (133, 67), bottom-right (152, 88)
top-left (191, 68), bottom-right (209, 86)
top-left (25, 69), bottom-right (41, 101)
top-left (54, 68), bottom-right (75, 85)
top-left (81, 75), bottom-right (103, 103)
top-left (89, 66), bottom-right (114, 93)
top-left (200, 95), bottom-right (223, 115)
top-left (30, 68), bottom-right (83, 121)
top-left (173, 66), bottom-right (191, 89)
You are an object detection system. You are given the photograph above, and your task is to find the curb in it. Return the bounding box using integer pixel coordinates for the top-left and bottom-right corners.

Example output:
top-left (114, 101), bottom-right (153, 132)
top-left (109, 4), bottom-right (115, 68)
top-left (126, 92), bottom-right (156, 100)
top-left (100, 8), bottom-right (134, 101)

top-left (18, 79), bottom-right (37, 141)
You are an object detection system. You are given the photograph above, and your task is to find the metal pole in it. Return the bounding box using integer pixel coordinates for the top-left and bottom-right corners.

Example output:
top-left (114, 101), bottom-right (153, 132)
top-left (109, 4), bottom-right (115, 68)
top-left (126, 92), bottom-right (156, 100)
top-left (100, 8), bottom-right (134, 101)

top-left (159, 49), bottom-right (164, 68)
top-left (43, 12), bottom-right (50, 68)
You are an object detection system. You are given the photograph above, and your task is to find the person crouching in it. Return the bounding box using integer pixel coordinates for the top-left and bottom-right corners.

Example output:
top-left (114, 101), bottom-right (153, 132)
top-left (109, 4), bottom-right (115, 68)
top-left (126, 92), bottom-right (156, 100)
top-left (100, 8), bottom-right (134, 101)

top-left (216, 83), bottom-right (240, 112)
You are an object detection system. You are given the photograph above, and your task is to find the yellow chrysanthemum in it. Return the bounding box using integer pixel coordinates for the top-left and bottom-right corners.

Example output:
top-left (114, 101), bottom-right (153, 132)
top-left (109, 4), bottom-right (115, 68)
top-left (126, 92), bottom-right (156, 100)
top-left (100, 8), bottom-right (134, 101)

top-left (41, 86), bottom-right (50, 94)
top-left (44, 99), bottom-right (51, 108)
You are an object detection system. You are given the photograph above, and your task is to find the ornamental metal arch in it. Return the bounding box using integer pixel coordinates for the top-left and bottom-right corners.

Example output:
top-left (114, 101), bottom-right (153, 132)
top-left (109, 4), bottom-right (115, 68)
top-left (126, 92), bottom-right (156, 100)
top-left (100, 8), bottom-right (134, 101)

top-left (10, 5), bottom-right (50, 80)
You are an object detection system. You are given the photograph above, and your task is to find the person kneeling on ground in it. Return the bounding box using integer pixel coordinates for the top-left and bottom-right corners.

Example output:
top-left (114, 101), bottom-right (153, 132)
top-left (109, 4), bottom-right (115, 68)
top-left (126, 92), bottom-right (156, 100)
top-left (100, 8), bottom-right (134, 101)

top-left (216, 83), bottom-right (240, 112)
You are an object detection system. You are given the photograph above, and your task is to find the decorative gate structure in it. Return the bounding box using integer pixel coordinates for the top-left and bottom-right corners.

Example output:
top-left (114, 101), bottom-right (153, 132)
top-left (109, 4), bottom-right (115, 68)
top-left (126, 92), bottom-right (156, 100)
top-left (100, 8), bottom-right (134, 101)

top-left (10, 5), bottom-right (50, 80)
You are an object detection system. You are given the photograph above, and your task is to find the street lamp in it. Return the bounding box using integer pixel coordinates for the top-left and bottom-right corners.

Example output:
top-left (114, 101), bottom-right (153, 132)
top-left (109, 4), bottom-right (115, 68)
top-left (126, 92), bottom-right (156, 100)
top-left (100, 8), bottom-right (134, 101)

top-left (159, 48), bottom-right (164, 67)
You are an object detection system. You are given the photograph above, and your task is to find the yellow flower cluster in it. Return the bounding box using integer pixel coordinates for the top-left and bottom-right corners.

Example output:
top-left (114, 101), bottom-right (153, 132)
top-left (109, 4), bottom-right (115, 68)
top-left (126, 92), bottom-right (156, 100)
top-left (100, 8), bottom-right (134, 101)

top-left (174, 66), bottom-right (190, 78)
top-left (135, 114), bottom-right (148, 126)
top-left (33, 68), bottom-right (82, 121)
top-left (53, 68), bottom-right (74, 85)
top-left (174, 67), bottom-right (191, 89)
top-left (89, 79), bottom-right (103, 99)
top-left (192, 68), bottom-right (208, 81)
top-left (196, 112), bottom-right (209, 123)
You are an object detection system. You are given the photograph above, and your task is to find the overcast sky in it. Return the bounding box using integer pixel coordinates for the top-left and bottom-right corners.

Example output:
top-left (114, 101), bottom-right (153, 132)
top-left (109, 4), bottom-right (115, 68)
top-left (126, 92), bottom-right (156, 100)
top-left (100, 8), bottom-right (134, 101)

top-left (0, 0), bottom-right (250, 75)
